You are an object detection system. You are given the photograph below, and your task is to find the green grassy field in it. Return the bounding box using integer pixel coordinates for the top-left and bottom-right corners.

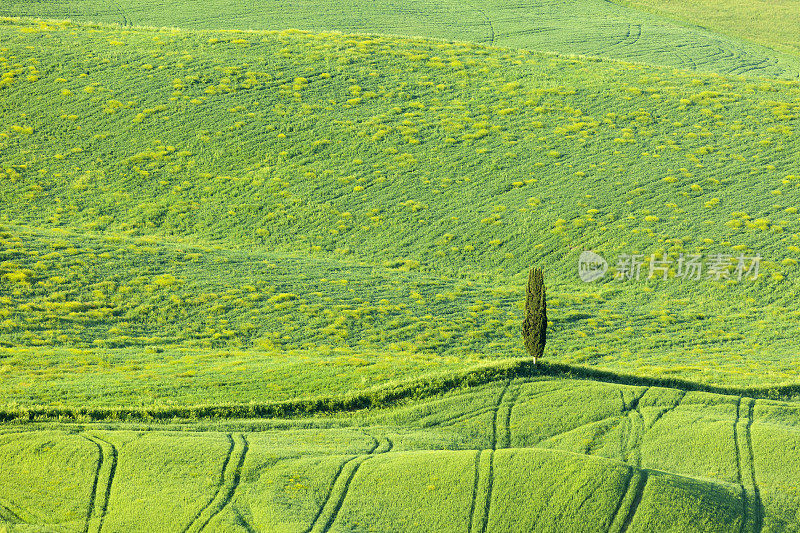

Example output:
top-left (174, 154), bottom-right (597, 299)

top-left (611, 0), bottom-right (800, 58)
top-left (2, 18), bottom-right (800, 391)
top-left (2, 379), bottom-right (799, 531)
top-left (1, 0), bottom-right (800, 529)
top-left (2, 0), bottom-right (799, 79)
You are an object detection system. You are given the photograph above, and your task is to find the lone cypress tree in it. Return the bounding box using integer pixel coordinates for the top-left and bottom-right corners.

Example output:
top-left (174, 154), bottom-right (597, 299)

top-left (522, 267), bottom-right (547, 363)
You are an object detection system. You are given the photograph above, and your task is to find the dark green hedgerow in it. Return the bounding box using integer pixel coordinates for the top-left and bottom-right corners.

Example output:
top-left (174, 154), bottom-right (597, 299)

top-left (2, 359), bottom-right (798, 423)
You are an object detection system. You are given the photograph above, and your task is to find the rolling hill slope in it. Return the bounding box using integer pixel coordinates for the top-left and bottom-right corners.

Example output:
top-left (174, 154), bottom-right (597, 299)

top-left (2, 0), bottom-right (799, 78)
top-left (611, 0), bottom-right (800, 58)
top-left (1, 14), bottom-right (800, 532)
top-left (1, 18), bottom-right (799, 390)
top-left (2, 378), bottom-right (799, 531)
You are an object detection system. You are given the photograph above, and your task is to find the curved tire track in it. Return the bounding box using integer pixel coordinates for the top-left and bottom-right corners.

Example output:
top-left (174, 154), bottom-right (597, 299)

top-left (0, 499), bottom-right (24, 523)
top-left (465, 2), bottom-right (495, 44)
top-left (619, 470), bottom-right (648, 533)
top-left (468, 380), bottom-right (511, 533)
top-left (183, 433), bottom-right (248, 533)
top-left (607, 467), bottom-right (635, 532)
top-left (467, 450), bottom-right (482, 533)
top-left (305, 434), bottom-right (393, 533)
top-left (647, 390), bottom-right (686, 431)
top-left (81, 433), bottom-right (117, 533)
top-left (733, 396), bottom-right (749, 533)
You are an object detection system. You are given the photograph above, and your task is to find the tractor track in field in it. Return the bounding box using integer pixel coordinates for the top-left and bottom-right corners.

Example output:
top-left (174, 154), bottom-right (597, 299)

top-left (110, 1), bottom-right (129, 27)
top-left (232, 506), bottom-right (256, 533)
top-left (469, 380), bottom-right (511, 533)
top-left (430, 385), bottom-right (556, 430)
top-left (467, 450), bottom-right (482, 533)
top-left (0, 498), bottom-right (24, 523)
top-left (304, 435), bottom-right (392, 533)
top-left (182, 433), bottom-right (248, 533)
top-left (624, 409), bottom-right (645, 467)
top-left (465, 2), bottom-right (495, 44)
top-left (744, 398), bottom-right (764, 533)
top-left (81, 433), bottom-right (117, 533)
top-left (581, 416), bottom-right (624, 456)
top-left (428, 406), bottom-right (496, 428)
top-left (606, 24), bottom-right (642, 50)
top-left (478, 450), bottom-right (496, 533)
top-left (647, 390), bottom-right (686, 431)
top-left (607, 467), bottom-right (635, 533)
top-left (316, 456), bottom-right (370, 533)
top-left (619, 470), bottom-right (648, 533)
top-left (502, 385), bottom-right (521, 449)
top-left (623, 388), bottom-right (648, 467)
top-left (733, 396), bottom-right (748, 533)
top-left (490, 381), bottom-right (511, 451)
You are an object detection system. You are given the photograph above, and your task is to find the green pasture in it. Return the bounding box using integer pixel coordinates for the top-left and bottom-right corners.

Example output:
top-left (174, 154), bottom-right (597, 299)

top-left (1, 0), bottom-right (799, 78)
top-left (1, 378), bottom-right (798, 531)
top-left (1, 19), bottom-right (799, 394)
top-left (612, 0), bottom-right (800, 58)
top-left (0, 4), bottom-right (799, 530)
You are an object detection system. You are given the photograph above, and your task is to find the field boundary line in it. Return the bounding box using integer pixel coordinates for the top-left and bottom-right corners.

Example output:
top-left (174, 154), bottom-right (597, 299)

top-left (4, 358), bottom-right (800, 424)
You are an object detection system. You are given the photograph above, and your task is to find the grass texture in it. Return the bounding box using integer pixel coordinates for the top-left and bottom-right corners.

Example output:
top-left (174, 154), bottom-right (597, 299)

top-left (1, 5), bottom-right (799, 531)
top-left (1, 378), bottom-right (798, 531)
top-left (1, 0), bottom-right (799, 78)
top-left (0, 18), bottom-right (800, 395)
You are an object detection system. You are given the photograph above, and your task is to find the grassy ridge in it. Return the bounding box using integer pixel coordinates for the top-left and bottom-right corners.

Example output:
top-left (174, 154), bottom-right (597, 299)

top-left (3, 357), bottom-right (800, 424)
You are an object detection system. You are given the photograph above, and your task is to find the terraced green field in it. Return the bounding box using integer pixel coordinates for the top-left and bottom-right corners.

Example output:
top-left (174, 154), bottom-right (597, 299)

top-left (1, 0), bottom-right (799, 529)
